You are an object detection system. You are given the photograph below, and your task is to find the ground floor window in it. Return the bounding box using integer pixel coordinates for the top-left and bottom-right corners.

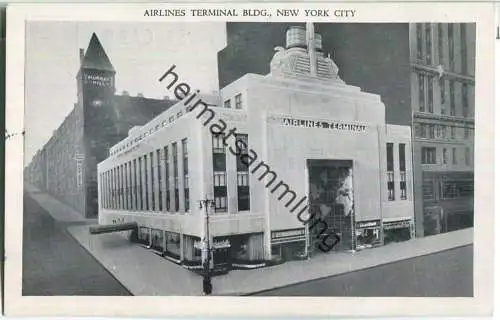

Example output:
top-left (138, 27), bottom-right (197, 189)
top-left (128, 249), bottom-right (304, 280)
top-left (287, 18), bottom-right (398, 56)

top-left (138, 226), bottom-right (150, 245)
top-left (165, 231), bottom-right (181, 259)
top-left (151, 229), bottom-right (164, 252)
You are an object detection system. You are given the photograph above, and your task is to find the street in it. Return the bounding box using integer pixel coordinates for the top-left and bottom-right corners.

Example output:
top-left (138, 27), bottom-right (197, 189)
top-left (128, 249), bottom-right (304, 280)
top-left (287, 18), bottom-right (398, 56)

top-left (250, 245), bottom-right (473, 297)
top-left (22, 191), bottom-right (131, 296)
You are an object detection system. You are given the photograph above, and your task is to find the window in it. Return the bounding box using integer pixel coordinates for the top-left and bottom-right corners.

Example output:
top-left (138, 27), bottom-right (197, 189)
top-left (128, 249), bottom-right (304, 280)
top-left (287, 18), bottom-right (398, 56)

top-left (399, 144), bottom-right (407, 200)
top-left (418, 74), bottom-right (425, 112)
top-left (451, 126), bottom-right (456, 139)
top-left (182, 139), bottom-right (189, 212)
top-left (440, 78), bottom-right (446, 111)
top-left (212, 134), bottom-right (227, 212)
top-left (425, 23), bottom-right (432, 64)
top-left (224, 99), bottom-right (231, 108)
top-left (144, 155), bottom-right (149, 211)
top-left (460, 24), bottom-right (468, 74)
top-left (236, 134), bottom-right (250, 211)
top-left (235, 93), bottom-right (242, 109)
top-left (421, 147), bottom-right (437, 164)
top-left (386, 143), bottom-right (395, 201)
top-left (157, 149), bottom-right (163, 211)
top-left (449, 81), bottom-right (456, 116)
top-left (150, 152), bottom-right (155, 210)
top-left (448, 24), bottom-right (455, 70)
top-left (465, 147), bottom-right (471, 166)
top-left (138, 157), bottom-right (143, 210)
top-left (427, 75), bottom-right (434, 113)
top-left (429, 124), bottom-right (435, 139)
top-left (464, 127), bottom-right (469, 139)
top-left (133, 159), bottom-right (138, 210)
top-left (438, 24), bottom-right (444, 64)
top-left (422, 177), bottom-right (436, 201)
top-left (164, 146), bottom-right (170, 211)
top-left (416, 23), bottom-right (423, 61)
top-left (441, 125), bottom-right (447, 139)
top-left (452, 148), bottom-right (457, 164)
top-left (462, 83), bottom-right (469, 118)
top-left (443, 148), bottom-right (448, 165)
top-left (173, 142), bottom-right (179, 212)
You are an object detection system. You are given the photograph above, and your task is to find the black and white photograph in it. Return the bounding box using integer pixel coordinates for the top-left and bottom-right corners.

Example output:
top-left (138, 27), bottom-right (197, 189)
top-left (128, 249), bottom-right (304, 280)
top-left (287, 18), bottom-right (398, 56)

top-left (3, 2), bottom-right (495, 318)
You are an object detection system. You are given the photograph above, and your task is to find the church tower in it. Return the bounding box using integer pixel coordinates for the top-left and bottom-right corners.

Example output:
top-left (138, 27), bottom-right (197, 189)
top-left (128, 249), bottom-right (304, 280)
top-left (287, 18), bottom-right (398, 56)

top-left (76, 33), bottom-right (117, 218)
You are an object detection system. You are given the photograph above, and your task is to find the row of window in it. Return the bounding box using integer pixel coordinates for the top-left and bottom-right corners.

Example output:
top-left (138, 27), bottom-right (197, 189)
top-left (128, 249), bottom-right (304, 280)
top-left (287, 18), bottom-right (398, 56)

top-left (422, 175), bottom-right (474, 201)
top-left (416, 23), bottom-right (469, 74)
top-left (414, 123), bottom-right (473, 140)
top-left (99, 139), bottom-right (189, 213)
top-left (212, 133), bottom-right (250, 212)
top-left (386, 143), bottom-right (408, 201)
top-left (417, 74), bottom-right (471, 117)
top-left (421, 146), bottom-right (472, 166)
top-left (224, 93), bottom-right (243, 109)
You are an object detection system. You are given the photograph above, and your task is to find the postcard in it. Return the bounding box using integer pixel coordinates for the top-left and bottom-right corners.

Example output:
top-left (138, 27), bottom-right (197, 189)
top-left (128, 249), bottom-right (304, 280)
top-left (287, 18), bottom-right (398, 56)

top-left (3, 2), bottom-right (495, 317)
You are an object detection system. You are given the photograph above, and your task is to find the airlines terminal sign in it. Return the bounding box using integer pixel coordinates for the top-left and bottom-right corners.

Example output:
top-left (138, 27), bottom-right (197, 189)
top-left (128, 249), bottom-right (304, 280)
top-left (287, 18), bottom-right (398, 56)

top-left (280, 117), bottom-right (367, 132)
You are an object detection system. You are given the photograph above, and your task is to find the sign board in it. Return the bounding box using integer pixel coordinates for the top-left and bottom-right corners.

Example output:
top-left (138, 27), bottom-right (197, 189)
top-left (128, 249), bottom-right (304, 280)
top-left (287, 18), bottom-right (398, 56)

top-left (356, 219), bottom-right (381, 229)
top-left (280, 117), bottom-right (367, 133)
top-left (194, 239), bottom-right (231, 250)
top-left (271, 228), bottom-right (306, 244)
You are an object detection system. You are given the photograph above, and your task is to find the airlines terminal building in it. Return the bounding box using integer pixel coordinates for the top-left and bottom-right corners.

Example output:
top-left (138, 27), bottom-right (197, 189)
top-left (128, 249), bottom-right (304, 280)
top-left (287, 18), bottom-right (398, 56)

top-left (97, 25), bottom-right (415, 269)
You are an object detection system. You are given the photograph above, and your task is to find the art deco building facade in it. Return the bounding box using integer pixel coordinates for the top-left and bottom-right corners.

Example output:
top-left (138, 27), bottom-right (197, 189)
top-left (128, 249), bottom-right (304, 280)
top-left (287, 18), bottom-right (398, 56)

top-left (217, 22), bottom-right (475, 237)
top-left (25, 33), bottom-right (176, 218)
top-left (97, 25), bottom-right (415, 270)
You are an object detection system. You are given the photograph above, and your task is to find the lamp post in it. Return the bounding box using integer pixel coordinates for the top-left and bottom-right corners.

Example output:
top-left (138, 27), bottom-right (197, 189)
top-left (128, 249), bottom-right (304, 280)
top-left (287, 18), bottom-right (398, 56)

top-left (198, 196), bottom-right (215, 295)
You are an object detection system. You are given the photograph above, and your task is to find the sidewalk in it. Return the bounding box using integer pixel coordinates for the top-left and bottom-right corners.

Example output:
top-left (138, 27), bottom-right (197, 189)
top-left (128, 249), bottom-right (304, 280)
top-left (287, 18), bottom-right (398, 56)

top-left (26, 183), bottom-right (473, 296)
top-left (67, 223), bottom-right (473, 296)
top-left (25, 183), bottom-right (89, 223)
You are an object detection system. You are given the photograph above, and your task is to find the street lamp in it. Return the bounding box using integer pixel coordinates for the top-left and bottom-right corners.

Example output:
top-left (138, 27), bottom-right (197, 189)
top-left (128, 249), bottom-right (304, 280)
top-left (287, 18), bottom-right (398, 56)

top-left (198, 196), bottom-right (215, 295)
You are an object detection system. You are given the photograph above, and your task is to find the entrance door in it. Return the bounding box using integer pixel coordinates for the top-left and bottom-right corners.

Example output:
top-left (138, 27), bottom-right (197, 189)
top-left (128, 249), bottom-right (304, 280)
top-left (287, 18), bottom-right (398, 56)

top-left (307, 159), bottom-right (355, 254)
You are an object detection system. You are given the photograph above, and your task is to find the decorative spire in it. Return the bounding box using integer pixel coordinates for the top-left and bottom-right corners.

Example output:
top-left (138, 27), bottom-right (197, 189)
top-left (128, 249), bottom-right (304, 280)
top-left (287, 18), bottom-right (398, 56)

top-left (81, 33), bottom-right (115, 72)
top-left (306, 22), bottom-right (317, 77)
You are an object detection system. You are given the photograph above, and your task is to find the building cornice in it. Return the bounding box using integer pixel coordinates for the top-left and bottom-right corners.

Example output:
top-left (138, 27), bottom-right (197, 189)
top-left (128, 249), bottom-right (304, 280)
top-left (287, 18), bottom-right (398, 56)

top-left (411, 62), bottom-right (475, 84)
top-left (413, 111), bottom-right (475, 126)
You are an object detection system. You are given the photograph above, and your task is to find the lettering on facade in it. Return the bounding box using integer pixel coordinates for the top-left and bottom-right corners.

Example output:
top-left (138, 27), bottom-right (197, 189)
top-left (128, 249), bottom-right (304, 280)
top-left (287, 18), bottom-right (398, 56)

top-left (193, 239), bottom-right (231, 250)
top-left (356, 219), bottom-right (381, 229)
top-left (271, 228), bottom-right (306, 244)
top-left (280, 117), bottom-right (367, 132)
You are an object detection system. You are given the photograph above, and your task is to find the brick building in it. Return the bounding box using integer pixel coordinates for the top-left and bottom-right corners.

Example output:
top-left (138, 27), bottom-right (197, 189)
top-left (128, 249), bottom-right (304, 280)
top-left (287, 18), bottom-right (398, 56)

top-left (25, 33), bottom-right (176, 218)
top-left (217, 22), bottom-right (475, 237)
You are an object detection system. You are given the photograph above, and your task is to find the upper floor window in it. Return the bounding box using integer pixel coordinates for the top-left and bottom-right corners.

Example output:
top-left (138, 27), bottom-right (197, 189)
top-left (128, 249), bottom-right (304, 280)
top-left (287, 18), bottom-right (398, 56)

top-left (448, 24), bottom-right (455, 70)
top-left (425, 23), bottom-right (432, 64)
top-left (224, 99), bottom-right (231, 108)
top-left (386, 143), bottom-right (395, 201)
top-left (416, 24), bottom-right (424, 61)
top-left (399, 144), bottom-right (407, 200)
top-left (422, 147), bottom-right (437, 164)
top-left (460, 23), bottom-right (468, 74)
top-left (235, 93), bottom-right (242, 109)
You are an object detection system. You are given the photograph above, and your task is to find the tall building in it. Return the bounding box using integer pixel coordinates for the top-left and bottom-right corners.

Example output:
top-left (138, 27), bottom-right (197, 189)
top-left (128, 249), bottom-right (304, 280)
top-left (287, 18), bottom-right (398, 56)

top-left (217, 22), bottom-right (475, 237)
top-left (25, 33), bottom-right (176, 218)
top-left (410, 23), bottom-right (475, 236)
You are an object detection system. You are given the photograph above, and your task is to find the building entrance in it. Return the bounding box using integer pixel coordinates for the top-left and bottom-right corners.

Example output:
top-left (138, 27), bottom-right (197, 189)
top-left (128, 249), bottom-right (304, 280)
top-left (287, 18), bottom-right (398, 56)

top-left (307, 159), bottom-right (355, 254)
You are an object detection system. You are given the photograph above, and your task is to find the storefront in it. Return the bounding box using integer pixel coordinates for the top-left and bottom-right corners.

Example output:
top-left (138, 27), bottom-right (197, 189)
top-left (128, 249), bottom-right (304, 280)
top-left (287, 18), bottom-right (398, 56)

top-left (270, 228), bottom-right (307, 261)
top-left (356, 219), bottom-right (382, 249)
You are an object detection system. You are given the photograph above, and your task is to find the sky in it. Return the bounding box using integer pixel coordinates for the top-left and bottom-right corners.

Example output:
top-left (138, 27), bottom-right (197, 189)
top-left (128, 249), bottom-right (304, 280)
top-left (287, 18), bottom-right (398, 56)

top-left (24, 21), bottom-right (227, 164)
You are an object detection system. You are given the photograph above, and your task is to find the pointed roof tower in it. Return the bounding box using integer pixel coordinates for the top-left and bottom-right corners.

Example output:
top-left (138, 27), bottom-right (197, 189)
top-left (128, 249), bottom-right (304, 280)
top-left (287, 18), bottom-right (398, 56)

top-left (81, 33), bottom-right (115, 72)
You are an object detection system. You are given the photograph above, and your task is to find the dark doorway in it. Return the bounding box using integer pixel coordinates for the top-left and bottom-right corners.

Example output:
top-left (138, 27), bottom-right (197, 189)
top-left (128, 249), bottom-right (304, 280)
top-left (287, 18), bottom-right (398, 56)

top-left (307, 159), bottom-right (355, 254)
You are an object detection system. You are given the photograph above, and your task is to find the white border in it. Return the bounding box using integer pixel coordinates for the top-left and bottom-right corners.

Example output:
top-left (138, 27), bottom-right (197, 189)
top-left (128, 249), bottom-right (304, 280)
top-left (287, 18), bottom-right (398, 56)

top-left (4, 2), bottom-right (495, 317)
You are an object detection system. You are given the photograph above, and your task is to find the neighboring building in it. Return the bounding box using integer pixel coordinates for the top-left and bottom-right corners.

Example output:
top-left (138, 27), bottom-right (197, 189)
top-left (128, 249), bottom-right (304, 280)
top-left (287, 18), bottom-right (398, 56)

top-left (97, 24), bottom-right (415, 271)
top-left (217, 22), bottom-right (475, 237)
top-left (24, 33), bottom-right (176, 218)
top-left (410, 23), bottom-right (475, 236)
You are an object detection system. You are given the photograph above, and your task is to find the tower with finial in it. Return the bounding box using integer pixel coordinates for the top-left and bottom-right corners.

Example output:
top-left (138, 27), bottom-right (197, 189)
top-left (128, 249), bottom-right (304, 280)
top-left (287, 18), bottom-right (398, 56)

top-left (269, 22), bottom-right (342, 83)
top-left (76, 33), bottom-right (118, 217)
